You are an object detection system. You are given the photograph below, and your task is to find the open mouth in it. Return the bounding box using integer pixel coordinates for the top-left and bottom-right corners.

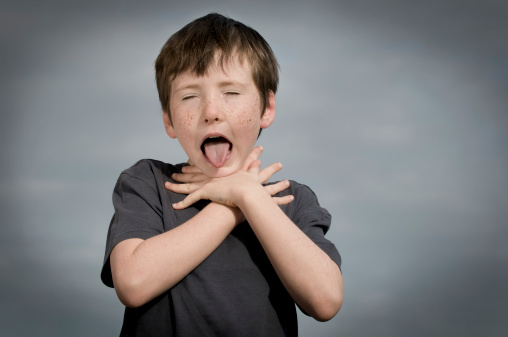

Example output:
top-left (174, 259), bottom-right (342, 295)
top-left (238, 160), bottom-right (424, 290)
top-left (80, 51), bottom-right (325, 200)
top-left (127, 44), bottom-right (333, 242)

top-left (201, 136), bottom-right (232, 168)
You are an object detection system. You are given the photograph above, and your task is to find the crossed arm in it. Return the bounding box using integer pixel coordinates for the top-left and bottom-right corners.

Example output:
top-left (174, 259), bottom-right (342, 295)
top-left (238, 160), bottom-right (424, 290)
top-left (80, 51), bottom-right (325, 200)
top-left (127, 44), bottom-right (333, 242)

top-left (110, 146), bottom-right (342, 321)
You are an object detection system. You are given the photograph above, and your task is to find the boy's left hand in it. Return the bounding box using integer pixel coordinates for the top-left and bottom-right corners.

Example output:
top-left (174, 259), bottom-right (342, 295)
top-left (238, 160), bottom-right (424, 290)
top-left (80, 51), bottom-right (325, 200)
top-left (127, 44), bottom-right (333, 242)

top-left (165, 146), bottom-right (293, 209)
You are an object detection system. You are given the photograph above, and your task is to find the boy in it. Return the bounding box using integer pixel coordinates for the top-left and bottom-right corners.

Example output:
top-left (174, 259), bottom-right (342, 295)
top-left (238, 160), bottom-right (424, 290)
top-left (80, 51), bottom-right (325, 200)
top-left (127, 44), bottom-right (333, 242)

top-left (101, 13), bottom-right (342, 336)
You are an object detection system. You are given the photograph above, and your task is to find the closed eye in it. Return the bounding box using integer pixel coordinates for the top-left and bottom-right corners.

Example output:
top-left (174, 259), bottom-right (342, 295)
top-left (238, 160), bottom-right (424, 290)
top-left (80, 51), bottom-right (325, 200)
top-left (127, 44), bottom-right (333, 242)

top-left (182, 95), bottom-right (197, 100)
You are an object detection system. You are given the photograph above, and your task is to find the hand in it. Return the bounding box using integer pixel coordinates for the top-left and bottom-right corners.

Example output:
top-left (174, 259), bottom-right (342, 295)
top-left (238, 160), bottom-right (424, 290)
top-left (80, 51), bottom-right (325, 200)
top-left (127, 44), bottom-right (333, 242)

top-left (165, 146), bottom-right (294, 209)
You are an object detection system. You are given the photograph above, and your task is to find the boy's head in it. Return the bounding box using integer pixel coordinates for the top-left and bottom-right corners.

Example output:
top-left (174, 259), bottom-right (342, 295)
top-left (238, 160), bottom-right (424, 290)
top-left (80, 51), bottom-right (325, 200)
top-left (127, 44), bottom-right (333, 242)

top-left (155, 13), bottom-right (279, 123)
top-left (155, 13), bottom-right (280, 178)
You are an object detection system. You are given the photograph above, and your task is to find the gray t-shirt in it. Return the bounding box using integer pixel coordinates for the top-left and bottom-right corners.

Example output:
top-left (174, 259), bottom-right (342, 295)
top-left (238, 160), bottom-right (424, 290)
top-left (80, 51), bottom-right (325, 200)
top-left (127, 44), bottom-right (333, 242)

top-left (101, 159), bottom-right (341, 337)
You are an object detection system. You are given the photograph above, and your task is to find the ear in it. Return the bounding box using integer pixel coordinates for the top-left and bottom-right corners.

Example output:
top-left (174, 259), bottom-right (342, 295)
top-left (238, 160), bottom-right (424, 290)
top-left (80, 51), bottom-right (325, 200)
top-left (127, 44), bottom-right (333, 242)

top-left (162, 111), bottom-right (177, 139)
top-left (260, 91), bottom-right (276, 129)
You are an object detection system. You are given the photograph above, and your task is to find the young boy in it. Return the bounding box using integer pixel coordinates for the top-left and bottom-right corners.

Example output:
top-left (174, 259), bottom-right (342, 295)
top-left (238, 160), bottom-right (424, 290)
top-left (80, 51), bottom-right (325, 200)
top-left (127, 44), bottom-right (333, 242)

top-left (101, 13), bottom-right (342, 336)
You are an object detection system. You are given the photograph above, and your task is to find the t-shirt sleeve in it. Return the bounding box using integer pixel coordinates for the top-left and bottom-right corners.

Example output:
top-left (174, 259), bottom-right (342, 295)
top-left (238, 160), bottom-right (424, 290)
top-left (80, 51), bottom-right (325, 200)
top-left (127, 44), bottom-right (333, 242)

top-left (101, 162), bottom-right (165, 287)
top-left (288, 181), bottom-right (342, 270)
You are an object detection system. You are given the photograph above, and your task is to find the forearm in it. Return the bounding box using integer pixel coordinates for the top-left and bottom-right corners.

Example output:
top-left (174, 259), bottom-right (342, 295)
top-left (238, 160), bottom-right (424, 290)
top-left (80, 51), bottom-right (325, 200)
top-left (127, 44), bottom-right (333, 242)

top-left (111, 202), bottom-right (239, 308)
top-left (238, 186), bottom-right (343, 321)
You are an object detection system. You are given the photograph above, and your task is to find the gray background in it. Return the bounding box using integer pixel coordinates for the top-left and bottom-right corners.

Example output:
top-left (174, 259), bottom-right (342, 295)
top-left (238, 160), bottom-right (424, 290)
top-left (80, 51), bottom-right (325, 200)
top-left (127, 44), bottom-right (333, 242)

top-left (1, 0), bottom-right (507, 336)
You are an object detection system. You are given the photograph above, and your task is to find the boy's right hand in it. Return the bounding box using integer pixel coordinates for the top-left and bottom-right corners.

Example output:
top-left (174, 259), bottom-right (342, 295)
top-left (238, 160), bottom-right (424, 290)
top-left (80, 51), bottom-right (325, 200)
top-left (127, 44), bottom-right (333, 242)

top-left (166, 146), bottom-right (294, 211)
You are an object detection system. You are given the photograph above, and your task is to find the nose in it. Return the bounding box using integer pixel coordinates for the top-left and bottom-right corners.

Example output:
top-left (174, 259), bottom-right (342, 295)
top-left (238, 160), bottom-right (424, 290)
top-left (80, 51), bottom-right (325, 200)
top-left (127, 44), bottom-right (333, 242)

top-left (202, 97), bottom-right (222, 123)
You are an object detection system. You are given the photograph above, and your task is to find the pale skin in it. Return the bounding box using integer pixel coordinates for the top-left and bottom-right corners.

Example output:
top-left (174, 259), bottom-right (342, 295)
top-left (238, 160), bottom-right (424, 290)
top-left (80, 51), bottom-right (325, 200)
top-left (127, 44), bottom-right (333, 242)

top-left (110, 57), bottom-right (343, 321)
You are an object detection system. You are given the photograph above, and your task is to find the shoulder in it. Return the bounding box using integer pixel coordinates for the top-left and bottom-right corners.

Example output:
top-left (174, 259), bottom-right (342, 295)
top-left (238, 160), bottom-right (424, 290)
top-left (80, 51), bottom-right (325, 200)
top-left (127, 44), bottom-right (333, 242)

top-left (118, 159), bottom-right (185, 185)
top-left (277, 180), bottom-right (329, 218)
top-left (286, 180), bottom-right (322, 206)
top-left (113, 159), bottom-right (188, 202)
top-left (287, 180), bottom-right (317, 196)
top-left (272, 179), bottom-right (315, 196)
top-left (120, 159), bottom-right (176, 179)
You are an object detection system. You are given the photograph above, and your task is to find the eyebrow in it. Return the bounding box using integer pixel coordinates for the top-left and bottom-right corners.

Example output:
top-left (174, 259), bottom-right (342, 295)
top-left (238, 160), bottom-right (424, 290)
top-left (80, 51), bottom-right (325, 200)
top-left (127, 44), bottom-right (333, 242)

top-left (218, 80), bottom-right (248, 89)
top-left (173, 80), bottom-right (249, 94)
top-left (173, 84), bottom-right (200, 95)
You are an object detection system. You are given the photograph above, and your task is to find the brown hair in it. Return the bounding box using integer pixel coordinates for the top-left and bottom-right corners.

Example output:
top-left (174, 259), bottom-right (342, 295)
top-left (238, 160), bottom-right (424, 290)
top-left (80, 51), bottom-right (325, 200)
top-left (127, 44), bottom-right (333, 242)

top-left (155, 13), bottom-right (279, 122)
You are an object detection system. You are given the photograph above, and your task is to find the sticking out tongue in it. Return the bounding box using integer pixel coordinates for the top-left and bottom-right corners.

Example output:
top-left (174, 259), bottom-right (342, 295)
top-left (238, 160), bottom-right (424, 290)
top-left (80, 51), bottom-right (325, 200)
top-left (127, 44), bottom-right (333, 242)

top-left (202, 137), bottom-right (231, 168)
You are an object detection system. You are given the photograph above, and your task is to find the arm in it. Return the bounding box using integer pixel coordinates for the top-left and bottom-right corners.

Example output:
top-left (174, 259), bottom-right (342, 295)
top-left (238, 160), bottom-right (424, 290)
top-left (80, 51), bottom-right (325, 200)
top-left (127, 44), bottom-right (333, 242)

top-left (168, 147), bottom-right (343, 321)
top-left (110, 153), bottom-right (291, 308)
top-left (238, 183), bottom-right (343, 321)
top-left (110, 202), bottom-right (240, 308)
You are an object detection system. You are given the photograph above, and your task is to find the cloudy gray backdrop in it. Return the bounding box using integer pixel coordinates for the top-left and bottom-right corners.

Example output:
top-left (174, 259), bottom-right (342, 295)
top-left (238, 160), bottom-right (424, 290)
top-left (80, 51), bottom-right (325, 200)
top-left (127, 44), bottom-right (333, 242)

top-left (1, 0), bottom-right (507, 336)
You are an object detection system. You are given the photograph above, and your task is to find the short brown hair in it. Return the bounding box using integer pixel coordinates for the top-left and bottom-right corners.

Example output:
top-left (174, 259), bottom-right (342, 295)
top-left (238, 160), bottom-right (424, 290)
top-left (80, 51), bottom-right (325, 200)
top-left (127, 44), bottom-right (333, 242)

top-left (155, 13), bottom-right (279, 122)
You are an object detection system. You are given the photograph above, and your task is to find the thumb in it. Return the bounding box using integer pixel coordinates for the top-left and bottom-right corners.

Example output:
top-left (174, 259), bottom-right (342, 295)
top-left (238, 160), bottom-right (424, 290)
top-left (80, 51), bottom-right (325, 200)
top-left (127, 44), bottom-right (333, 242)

top-left (172, 190), bottom-right (203, 209)
top-left (247, 159), bottom-right (262, 173)
top-left (241, 146), bottom-right (263, 171)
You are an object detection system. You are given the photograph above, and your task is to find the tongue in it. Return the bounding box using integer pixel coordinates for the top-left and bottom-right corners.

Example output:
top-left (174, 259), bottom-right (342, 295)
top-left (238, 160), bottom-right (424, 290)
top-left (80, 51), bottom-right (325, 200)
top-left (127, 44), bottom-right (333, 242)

top-left (203, 139), bottom-right (231, 168)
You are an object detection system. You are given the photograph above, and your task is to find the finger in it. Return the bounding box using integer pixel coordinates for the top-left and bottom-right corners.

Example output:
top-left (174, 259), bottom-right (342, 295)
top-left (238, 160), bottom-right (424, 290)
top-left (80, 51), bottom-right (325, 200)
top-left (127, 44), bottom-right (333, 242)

top-left (259, 162), bottom-right (283, 184)
top-left (172, 191), bottom-right (203, 209)
top-left (241, 146), bottom-right (263, 171)
top-left (264, 180), bottom-right (290, 196)
top-left (272, 195), bottom-right (294, 206)
top-left (171, 172), bottom-right (208, 183)
top-left (165, 181), bottom-right (205, 194)
top-left (247, 159), bottom-right (262, 174)
top-left (181, 165), bottom-right (202, 174)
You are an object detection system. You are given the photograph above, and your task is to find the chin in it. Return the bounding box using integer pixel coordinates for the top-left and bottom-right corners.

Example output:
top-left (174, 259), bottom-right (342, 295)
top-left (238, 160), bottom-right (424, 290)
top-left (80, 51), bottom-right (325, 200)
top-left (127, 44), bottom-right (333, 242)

top-left (204, 168), bottom-right (234, 178)
top-left (200, 163), bottom-right (240, 178)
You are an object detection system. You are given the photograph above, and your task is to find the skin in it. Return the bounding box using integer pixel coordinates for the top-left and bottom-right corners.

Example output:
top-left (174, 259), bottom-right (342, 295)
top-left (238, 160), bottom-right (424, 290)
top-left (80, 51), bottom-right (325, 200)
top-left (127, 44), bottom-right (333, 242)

top-left (164, 57), bottom-right (272, 178)
top-left (110, 56), bottom-right (343, 321)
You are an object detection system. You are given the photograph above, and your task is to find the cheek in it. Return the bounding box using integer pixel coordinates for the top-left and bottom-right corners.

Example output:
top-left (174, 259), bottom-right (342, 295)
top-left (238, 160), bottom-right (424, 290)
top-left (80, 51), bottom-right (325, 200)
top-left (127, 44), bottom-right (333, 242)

top-left (173, 111), bottom-right (195, 137)
top-left (233, 101), bottom-right (262, 134)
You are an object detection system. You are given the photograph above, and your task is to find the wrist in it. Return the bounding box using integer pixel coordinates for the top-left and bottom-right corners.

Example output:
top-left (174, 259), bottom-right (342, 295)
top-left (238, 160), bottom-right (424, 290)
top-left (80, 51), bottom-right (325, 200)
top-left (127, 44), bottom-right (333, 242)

top-left (236, 182), bottom-right (271, 210)
top-left (206, 201), bottom-right (244, 226)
